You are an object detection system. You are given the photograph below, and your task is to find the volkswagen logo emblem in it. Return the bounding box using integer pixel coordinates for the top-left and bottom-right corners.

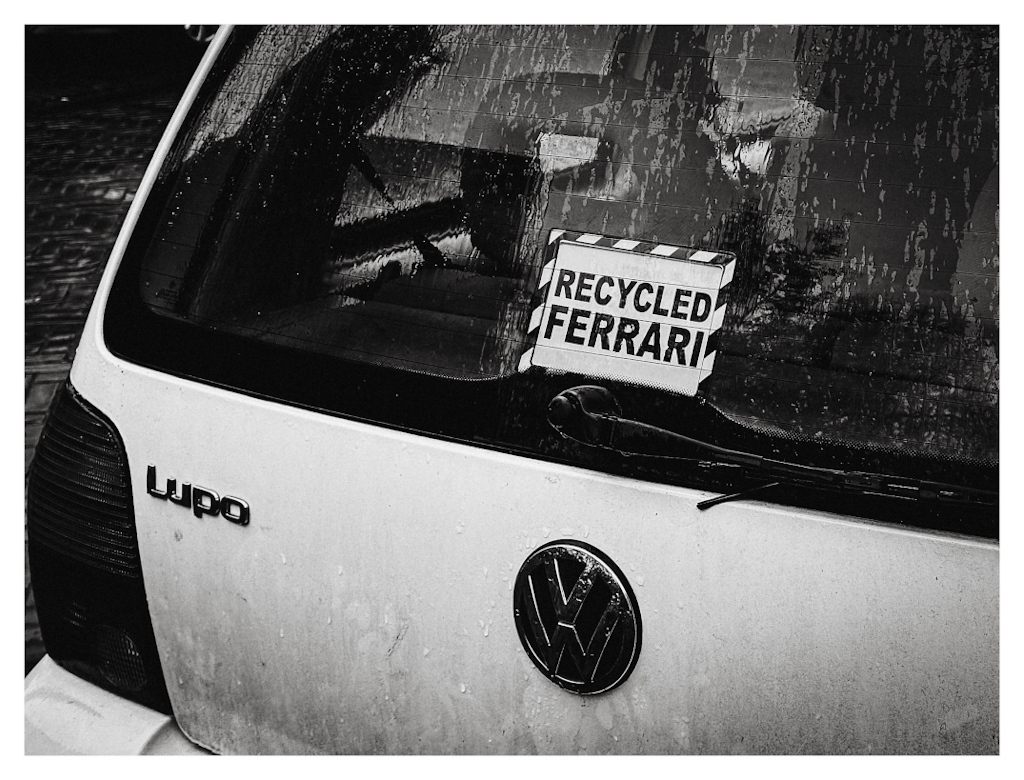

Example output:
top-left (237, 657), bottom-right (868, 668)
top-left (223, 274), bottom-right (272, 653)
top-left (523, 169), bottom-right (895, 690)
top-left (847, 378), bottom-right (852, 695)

top-left (513, 540), bottom-right (642, 695)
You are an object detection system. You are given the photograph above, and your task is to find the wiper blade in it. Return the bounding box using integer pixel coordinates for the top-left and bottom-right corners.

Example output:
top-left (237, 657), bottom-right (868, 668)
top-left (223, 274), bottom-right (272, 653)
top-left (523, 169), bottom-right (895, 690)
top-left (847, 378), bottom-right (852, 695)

top-left (547, 386), bottom-right (997, 510)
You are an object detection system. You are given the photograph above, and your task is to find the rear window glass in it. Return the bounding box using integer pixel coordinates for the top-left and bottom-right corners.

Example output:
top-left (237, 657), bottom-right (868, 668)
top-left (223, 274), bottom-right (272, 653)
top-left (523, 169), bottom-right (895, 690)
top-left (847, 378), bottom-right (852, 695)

top-left (123, 25), bottom-right (998, 471)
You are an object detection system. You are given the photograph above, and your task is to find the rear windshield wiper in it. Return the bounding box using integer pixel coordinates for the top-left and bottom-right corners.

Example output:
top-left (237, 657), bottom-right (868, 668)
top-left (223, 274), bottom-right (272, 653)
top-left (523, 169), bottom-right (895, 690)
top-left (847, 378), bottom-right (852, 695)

top-left (547, 386), bottom-right (998, 511)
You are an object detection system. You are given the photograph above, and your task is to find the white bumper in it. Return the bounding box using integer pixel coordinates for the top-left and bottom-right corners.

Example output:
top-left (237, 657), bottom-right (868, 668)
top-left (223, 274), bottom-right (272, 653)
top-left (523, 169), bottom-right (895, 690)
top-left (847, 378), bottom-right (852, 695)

top-left (25, 656), bottom-right (210, 755)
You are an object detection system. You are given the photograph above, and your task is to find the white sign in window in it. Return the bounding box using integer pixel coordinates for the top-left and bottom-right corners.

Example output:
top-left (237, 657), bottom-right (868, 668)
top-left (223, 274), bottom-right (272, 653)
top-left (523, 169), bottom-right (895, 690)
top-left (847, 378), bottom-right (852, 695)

top-left (519, 231), bottom-right (735, 396)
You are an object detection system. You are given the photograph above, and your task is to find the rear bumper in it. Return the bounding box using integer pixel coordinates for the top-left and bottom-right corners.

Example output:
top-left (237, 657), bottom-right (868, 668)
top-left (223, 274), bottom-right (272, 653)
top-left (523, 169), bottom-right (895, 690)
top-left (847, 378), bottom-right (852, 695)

top-left (25, 655), bottom-right (210, 755)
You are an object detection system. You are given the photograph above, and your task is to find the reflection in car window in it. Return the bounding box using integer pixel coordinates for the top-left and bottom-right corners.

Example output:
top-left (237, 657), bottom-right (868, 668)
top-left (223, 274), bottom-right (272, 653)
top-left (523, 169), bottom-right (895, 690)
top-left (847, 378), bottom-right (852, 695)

top-left (135, 25), bottom-right (997, 466)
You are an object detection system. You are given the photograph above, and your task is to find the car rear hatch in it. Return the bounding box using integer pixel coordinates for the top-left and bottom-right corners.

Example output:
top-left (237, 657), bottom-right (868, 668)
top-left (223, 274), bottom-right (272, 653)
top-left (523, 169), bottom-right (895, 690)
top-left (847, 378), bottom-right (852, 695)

top-left (76, 25), bottom-right (996, 753)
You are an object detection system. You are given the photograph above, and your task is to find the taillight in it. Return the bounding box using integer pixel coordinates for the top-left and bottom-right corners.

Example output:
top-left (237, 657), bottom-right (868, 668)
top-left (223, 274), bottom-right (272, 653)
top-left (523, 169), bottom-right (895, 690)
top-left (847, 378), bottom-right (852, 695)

top-left (27, 380), bottom-right (172, 714)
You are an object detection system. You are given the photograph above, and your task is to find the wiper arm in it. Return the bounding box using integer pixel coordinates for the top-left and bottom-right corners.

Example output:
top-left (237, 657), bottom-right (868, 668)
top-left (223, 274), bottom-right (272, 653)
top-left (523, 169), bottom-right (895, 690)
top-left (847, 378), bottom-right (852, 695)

top-left (546, 386), bottom-right (997, 511)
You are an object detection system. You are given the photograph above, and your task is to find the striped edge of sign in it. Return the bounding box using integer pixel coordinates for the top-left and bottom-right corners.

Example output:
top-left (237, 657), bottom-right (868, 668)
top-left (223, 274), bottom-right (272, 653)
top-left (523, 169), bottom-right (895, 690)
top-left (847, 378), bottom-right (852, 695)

top-left (519, 231), bottom-right (736, 386)
top-left (547, 230), bottom-right (732, 267)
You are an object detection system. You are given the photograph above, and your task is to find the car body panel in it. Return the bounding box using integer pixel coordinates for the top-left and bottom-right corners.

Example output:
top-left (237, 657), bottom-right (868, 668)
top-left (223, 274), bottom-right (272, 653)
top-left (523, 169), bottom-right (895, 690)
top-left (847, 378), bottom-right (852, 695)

top-left (25, 656), bottom-right (208, 755)
top-left (69, 333), bottom-right (997, 754)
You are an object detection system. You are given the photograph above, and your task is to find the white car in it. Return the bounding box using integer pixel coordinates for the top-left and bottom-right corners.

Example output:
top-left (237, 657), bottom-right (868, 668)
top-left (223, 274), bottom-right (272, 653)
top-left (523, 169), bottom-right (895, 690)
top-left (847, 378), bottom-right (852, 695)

top-left (25, 24), bottom-right (998, 754)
